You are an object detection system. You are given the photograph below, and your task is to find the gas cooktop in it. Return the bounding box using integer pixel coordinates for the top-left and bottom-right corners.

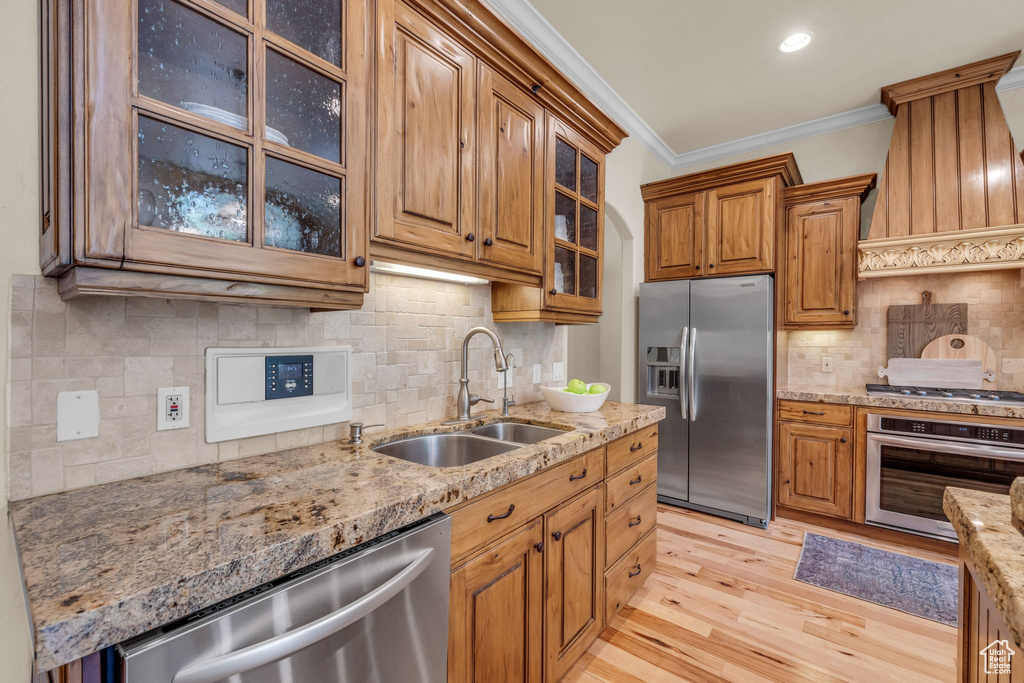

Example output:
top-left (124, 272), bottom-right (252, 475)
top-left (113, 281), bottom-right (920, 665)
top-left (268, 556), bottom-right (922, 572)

top-left (865, 384), bottom-right (1024, 405)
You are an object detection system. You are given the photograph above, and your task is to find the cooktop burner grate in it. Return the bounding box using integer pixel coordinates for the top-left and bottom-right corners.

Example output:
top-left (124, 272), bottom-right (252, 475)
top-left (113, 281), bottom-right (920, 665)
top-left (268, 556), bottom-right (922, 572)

top-left (865, 384), bottom-right (1024, 404)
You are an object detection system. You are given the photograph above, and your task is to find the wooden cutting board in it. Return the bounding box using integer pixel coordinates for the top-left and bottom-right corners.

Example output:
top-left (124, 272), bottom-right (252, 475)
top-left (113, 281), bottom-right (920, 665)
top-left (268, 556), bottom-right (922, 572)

top-left (878, 358), bottom-right (994, 389)
top-left (921, 334), bottom-right (996, 383)
top-left (887, 292), bottom-right (967, 359)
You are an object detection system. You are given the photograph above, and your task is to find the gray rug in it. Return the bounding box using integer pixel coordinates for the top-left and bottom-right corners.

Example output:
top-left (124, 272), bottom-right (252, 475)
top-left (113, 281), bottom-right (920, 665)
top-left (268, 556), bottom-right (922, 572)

top-left (793, 532), bottom-right (957, 626)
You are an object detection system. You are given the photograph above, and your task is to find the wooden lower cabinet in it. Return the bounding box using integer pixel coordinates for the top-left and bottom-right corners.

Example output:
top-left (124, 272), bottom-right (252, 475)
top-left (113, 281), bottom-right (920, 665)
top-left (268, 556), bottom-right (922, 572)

top-left (777, 421), bottom-right (853, 519)
top-left (959, 549), bottom-right (1024, 682)
top-left (448, 519), bottom-right (545, 683)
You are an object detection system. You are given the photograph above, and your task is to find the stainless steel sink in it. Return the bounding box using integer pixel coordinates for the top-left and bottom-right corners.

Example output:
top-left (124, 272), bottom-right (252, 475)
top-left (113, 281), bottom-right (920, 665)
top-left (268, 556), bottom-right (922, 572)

top-left (470, 422), bottom-right (567, 445)
top-left (372, 433), bottom-right (520, 468)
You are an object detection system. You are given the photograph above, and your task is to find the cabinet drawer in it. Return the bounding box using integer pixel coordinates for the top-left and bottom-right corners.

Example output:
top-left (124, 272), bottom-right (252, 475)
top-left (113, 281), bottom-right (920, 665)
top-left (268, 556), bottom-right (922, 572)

top-left (605, 483), bottom-right (657, 567)
top-left (777, 400), bottom-right (852, 426)
top-left (606, 423), bottom-right (659, 474)
top-left (449, 448), bottom-right (605, 566)
top-left (604, 528), bottom-right (656, 623)
top-left (605, 452), bottom-right (657, 514)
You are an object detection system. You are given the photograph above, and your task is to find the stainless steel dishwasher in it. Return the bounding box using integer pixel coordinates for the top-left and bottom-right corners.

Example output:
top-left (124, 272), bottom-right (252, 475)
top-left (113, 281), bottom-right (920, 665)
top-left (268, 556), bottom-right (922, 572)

top-left (119, 514), bottom-right (451, 682)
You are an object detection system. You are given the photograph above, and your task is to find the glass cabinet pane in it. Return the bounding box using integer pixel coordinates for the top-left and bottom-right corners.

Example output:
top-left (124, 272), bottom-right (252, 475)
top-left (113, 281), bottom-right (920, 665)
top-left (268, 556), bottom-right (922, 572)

top-left (579, 205), bottom-right (598, 251)
top-left (266, 51), bottom-right (342, 162)
top-left (555, 138), bottom-right (576, 191)
top-left (554, 192), bottom-right (576, 244)
top-left (579, 254), bottom-right (597, 299)
top-left (211, 0), bottom-right (246, 17)
top-left (267, 0), bottom-right (343, 66)
top-left (137, 116), bottom-right (248, 241)
top-left (580, 154), bottom-right (599, 203)
top-left (265, 157), bottom-right (343, 257)
top-left (138, 0), bottom-right (247, 126)
top-left (554, 246), bottom-right (575, 295)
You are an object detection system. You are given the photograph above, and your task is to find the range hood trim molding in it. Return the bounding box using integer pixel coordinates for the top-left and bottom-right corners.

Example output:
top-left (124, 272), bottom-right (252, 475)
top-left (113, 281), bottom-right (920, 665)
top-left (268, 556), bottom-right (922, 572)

top-left (858, 223), bottom-right (1024, 278)
top-left (880, 51), bottom-right (1020, 115)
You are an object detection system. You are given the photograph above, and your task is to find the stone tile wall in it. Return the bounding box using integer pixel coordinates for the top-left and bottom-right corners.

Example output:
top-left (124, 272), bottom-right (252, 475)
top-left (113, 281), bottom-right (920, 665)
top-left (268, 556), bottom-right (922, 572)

top-left (8, 273), bottom-right (565, 500)
top-left (783, 269), bottom-right (1024, 390)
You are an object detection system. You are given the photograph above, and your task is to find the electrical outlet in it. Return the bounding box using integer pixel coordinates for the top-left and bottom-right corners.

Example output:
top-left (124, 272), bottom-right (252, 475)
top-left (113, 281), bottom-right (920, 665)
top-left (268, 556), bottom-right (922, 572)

top-left (821, 357), bottom-right (834, 373)
top-left (157, 386), bottom-right (190, 431)
top-left (553, 362), bottom-right (566, 382)
top-left (533, 364), bottom-right (542, 383)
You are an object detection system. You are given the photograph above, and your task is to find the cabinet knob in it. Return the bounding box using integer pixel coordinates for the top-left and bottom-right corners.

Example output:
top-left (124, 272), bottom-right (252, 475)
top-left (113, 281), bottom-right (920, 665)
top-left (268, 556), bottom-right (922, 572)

top-left (484, 238), bottom-right (493, 246)
top-left (354, 256), bottom-right (366, 267)
top-left (840, 437), bottom-right (848, 443)
top-left (466, 232), bottom-right (476, 242)
top-left (531, 84), bottom-right (541, 93)
top-left (843, 310), bottom-right (850, 315)
top-left (549, 288), bottom-right (558, 296)
top-left (460, 141), bottom-right (465, 149)
top-left (708, 264), bottom-right (715, 268)
top-left (552, 530), bottom-right (562, 541)
top-left (534, 542), bottom-right (544, 553)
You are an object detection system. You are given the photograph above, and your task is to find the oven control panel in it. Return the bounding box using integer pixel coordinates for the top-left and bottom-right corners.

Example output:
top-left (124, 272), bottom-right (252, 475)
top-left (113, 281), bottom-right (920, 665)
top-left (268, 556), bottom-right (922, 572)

top-left (879, 417), bottom-right (1024, 445)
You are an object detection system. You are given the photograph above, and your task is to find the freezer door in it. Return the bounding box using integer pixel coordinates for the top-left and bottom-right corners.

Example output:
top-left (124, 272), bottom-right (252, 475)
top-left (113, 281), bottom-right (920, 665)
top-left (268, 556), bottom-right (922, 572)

top-left (688, 275), bottom-right (773, 522)
top-left (638, 280), bottom-right (690, 504)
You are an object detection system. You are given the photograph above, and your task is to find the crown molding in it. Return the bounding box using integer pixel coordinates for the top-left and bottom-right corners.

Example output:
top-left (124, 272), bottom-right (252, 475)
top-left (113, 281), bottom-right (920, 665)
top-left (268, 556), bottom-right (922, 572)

top-left (881, 51), bottom-right (1020, 114)
top-left (858, 224), bottom-right (1024, 278)
top-left (481, 1), bottom-right (1024, 173)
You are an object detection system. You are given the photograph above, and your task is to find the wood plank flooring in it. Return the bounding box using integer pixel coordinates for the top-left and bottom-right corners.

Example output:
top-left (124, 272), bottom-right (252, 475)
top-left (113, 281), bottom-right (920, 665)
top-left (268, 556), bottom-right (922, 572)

top-left (565, 505), bottom-right (957, 682)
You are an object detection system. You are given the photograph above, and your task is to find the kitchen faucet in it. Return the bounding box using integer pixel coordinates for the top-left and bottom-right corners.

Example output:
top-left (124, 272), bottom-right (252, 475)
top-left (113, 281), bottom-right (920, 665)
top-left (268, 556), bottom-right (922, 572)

top-left (445, 326), bottom-right (509, 424)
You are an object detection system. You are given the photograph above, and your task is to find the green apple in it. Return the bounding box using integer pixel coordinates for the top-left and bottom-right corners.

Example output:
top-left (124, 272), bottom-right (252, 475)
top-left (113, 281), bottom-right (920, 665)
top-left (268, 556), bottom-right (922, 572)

top-left (567, 378), bottom-right (587, 394)
top-left (562, 388), bottom-right (574, 392)
top-left (589, 383), bottom-right (608, 395)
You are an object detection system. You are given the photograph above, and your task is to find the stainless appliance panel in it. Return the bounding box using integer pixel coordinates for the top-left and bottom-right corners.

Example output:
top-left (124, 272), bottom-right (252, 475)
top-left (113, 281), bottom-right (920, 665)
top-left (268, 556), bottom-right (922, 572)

top-left (638, 280), bottom-right (690, 504)
top-left (687, 275), bottom-right (773, 523)
top-left (119, 514), bottom-right (451, 683)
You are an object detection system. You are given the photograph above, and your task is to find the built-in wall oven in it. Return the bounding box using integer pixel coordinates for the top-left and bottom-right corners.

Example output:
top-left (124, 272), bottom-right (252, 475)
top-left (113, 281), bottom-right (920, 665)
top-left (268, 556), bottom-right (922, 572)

top-left (866, 413), bottom-right (1024, 541)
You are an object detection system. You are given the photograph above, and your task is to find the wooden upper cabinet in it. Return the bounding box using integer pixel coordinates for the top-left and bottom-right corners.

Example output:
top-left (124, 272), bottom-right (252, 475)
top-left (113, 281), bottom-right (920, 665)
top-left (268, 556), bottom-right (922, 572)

top-left (645, 191), bottom-right (705, 281)
top-left (476, 65), bottom-right (544, 274)
top-left (42, 0), bottom-right (372, 309)
top-left (640, 153), bottom-right (802, 283)
top-left (375, 0), bottom-right (476, 259)
top-left (781, 174), bottom-right (876, 329)
top-left (706, 178), bottom-right (776, 275)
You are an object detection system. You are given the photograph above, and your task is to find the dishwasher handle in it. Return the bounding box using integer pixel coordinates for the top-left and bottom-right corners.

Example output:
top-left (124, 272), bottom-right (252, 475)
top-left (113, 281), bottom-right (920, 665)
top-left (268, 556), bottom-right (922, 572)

top-left (172, 547), bottom-right (436, 683)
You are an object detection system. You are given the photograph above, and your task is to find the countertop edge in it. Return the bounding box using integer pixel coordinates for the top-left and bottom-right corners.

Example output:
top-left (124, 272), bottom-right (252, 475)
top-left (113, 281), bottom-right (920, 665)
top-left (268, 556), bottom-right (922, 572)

top-left (777, 387), bottom-right (1024, 419)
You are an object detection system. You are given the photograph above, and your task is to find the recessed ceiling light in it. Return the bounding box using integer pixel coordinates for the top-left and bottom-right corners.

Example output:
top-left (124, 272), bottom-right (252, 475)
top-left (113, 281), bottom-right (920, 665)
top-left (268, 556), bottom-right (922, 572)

top-left (779, 32), bottom-right (812, 53)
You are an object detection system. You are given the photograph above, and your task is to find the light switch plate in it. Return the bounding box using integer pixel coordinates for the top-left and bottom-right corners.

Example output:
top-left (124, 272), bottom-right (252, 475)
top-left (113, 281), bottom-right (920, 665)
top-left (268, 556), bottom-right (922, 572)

top-left (553, 362), bottom-right (566, 382)
top-left (533, 364), bottom-right (542, 383)
top-left (157, 386), bottom-right (190, 431)
top-left (57, 391), bottom-right (100, 442)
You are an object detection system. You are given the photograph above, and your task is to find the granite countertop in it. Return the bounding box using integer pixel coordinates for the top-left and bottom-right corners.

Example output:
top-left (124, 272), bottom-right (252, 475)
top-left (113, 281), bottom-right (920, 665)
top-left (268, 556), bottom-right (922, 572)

top-left (10, 401), bottom-right (665, 671)
top-left (943, 487), bottom-right (1024, 650)
top-left (778, 384), bottom-right (1024, 419)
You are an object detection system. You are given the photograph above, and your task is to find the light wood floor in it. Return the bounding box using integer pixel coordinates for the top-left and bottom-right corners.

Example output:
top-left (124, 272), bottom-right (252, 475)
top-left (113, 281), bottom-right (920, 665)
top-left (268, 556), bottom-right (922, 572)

top-left (566, 505), bottom-right (957, 683)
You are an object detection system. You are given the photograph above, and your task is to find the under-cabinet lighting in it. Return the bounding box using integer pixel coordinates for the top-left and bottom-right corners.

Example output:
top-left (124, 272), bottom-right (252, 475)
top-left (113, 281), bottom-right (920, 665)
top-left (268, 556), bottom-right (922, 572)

top-left (369, 260), bottom-right (490, 285)
top-left (779, 32), bottom-right (812, 52)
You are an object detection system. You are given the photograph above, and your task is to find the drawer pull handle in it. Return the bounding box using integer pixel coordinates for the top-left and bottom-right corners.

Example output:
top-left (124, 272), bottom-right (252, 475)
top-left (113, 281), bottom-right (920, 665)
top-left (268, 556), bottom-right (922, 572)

top-left (569, 469), bottom-right (588, 481)
top-left (629, 475), bottom-right (643, 486)
top-left (487, 504), bottom-right (515, 523)
top-left (802, 410), bottom-right (826, 415)
top-left (552, 531), bottom-right (562, 541)
top-left (629, 564), bottom-right (642, 578)
top-left (628, 516), bottom-right (642, 528)
top-left (534, 542), bottom-right (544, 553)
top-left (630, 442), bottom-right (643, 451)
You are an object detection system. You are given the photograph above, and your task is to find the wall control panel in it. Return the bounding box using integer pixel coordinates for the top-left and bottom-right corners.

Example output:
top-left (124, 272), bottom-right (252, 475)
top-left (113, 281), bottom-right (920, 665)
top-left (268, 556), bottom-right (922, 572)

top-left (205, 346), bottom-right (351, 443)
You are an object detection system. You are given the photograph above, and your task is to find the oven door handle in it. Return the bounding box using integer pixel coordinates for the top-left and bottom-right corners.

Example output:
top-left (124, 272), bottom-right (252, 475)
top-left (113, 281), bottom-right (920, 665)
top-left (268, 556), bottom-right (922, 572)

top-left (870, 433), bottom-right (1024, 462)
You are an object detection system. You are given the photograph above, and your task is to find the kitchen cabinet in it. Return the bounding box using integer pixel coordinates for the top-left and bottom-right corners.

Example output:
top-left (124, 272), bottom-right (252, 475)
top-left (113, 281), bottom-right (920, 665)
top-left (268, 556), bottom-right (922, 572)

top-left (491, 117), bottom-right (607, 323)
top-left (641, 153), bottom-right (803, 282)
top-left (958, 548), bottom-right (1024, 682)
top-left (781, 175), bottom-right (876, 329)
top-left (776, 401), bottom-right (854, 520)
top-left (41, 0), bottom-right (372, 309)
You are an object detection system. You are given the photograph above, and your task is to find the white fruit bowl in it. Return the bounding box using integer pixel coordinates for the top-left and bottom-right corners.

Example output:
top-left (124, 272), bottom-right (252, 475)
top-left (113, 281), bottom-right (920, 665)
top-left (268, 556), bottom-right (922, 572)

top-left (540, 384), bottom-right (611, 413)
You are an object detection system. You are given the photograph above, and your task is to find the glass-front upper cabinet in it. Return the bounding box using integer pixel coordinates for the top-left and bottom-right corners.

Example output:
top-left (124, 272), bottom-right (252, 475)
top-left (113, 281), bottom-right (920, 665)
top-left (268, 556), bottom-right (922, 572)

top-left (40, 0), bottom-right (371, 307)
top-left (546, 116), bottom-right (604, 315)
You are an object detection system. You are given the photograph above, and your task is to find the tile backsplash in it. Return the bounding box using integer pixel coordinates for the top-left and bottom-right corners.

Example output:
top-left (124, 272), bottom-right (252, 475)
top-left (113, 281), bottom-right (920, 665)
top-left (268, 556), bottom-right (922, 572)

top-left (783, 269), bottom-right (1024, 390)
top-left (8, 273), bottom-right (566, 500)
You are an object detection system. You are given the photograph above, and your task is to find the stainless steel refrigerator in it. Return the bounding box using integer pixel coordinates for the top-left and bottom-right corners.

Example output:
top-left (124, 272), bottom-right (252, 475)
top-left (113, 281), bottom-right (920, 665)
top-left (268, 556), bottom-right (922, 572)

top-left (638, 274), bottom-right (773, 528)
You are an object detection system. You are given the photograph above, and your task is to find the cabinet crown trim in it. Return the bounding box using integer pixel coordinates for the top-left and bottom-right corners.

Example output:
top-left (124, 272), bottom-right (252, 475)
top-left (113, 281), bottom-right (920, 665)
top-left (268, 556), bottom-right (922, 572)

top-left (640, 152), bottom-right (803, 201)
top-left (784, 173), bottom-right (877, 205)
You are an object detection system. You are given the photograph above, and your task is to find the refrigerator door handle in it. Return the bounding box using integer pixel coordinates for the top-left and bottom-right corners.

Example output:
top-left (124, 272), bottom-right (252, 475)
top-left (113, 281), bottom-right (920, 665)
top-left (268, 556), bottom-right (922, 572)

top-left (688, 327), bottom-right (698, 421)
top-left (679, 326), bottom-right (688, 420)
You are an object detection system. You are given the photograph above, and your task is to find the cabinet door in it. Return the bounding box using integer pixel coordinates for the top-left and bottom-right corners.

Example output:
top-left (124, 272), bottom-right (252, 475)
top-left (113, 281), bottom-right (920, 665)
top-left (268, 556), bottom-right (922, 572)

top-left (376, 0), bottom-right (476, 259)
top-left (644, 191), bottom-right (705, 280)
top-left (546, 117), bottom-right (604, 315)
top-left (777, 422), bottom-right (853, 519)
top-left (448, 519), bottom-right (544, 683)
top-left (545, 486), bottom-right (603, 681)
top-left (784, 197), bottom-right (858, 327)
top-left (706, 177), bottom-right (775, 275)
top-left (120, 0), bottom-right (369, 287)
top-left (477, 65), bottom-right (544, 274)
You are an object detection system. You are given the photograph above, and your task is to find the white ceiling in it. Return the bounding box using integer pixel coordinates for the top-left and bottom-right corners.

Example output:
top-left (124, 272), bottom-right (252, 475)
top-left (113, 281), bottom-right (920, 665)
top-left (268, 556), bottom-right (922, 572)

top-left (525, 0), bottom-right (1024, 155)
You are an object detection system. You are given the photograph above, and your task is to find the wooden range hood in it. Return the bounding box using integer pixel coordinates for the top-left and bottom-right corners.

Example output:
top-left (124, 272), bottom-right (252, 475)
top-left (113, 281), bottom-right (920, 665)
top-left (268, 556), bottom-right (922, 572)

top-left (859, 52), bottom-right (1024, 278)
